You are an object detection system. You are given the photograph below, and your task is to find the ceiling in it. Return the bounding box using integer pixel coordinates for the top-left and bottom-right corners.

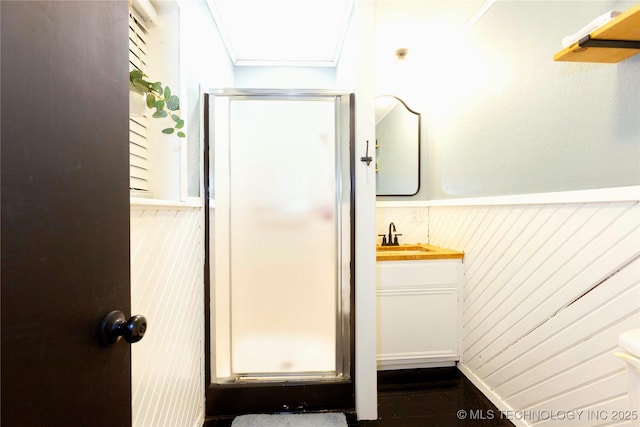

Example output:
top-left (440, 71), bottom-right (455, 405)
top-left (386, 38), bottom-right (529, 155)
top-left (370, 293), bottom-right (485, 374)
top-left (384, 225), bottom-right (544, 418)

top-left (205, 0), bottom-right (354, 66)
top-left (205, 0), bottom-right (494, 67)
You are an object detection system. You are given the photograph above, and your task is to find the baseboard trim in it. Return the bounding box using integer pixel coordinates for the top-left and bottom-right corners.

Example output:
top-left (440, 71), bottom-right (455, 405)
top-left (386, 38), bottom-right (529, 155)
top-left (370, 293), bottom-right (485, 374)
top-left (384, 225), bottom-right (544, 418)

top-left (377, 360), bottom-right (456, 370)
top-left (457, 363), bottom-right (530, 427)
top-left (378, 351), bottom-right (458, 370)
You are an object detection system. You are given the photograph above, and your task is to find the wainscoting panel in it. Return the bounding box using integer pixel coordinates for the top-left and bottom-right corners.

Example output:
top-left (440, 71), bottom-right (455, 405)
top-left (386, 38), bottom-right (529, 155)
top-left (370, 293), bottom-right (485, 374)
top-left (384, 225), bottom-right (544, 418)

top-left (429, 201), bottom-right (640, 426)
top-left (130, 207), bottom-right (204, 427)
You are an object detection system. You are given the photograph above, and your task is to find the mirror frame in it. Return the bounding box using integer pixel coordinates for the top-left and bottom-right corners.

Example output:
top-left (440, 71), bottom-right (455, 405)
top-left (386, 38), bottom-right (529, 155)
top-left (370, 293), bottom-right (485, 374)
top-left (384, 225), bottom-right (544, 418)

top-left (375, 95), bottom-right (421, 197)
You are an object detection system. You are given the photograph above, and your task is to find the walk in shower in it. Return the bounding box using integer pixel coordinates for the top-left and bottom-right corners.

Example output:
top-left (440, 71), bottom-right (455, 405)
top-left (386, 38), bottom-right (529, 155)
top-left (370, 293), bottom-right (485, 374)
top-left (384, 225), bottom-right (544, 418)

top-left (205, 90), bottom-right (354, 415)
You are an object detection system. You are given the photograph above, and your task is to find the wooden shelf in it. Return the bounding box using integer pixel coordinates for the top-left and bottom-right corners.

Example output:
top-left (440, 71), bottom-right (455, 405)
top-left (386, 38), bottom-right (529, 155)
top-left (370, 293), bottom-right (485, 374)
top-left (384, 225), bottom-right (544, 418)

top-left (554, 3), bottom-right (640, 63)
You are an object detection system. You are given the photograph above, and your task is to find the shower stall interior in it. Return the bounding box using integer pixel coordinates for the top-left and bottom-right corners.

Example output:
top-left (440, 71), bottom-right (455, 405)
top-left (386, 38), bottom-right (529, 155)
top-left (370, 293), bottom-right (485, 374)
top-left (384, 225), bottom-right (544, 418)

top-left (205, 90), bottom-right (354, 416)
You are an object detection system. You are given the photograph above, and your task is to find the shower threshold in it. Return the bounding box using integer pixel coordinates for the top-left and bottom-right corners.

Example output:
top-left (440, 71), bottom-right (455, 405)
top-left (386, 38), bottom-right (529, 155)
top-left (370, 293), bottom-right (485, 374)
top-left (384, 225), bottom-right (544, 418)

top-left (219, 371), bottom-right (349, 384)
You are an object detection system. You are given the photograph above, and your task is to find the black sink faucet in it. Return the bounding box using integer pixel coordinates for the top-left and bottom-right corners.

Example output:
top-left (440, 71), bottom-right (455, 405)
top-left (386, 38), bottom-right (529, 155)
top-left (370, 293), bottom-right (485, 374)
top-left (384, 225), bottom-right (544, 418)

top-left (388, 222), bottom-right (396, 245)
top-left (386, 222), bottom-right (402, 246)
top-left (379, 222), bottom-right (402, 246)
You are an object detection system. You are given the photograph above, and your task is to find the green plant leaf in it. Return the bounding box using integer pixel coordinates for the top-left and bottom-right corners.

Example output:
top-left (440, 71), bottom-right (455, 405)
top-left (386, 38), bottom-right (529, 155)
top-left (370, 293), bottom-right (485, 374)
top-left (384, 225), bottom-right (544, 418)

top-left (171, 114), bottom-right (181, 123)
top-left (166, 95), bottom-right (180, 111)
top-left (152, 110), bottom-right (168, 118)
top-left (141, 79), bottom-right (154, 88)
top-left (177, 131), bottom-right (186, 138)
top-left (164, 86), bottom-right (171, 99)
top-left (162, 127), bottom-right (175, 134)
top-left (175, 119), bottom-right (184, 129)
top-left (152, 82), bottom-right (162, 95)
top-left (133, 79), bottom-right (150, 92)
top-left (145, 93), bottom-right (155, 108)
top-left (129, 69), bottom-right (144, 83)
top-left (153, 100), bottom-right (165, 109)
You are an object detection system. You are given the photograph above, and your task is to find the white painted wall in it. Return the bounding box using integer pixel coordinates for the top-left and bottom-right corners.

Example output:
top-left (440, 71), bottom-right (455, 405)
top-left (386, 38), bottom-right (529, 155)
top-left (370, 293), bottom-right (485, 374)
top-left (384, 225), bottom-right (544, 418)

top-left (375, 0), bottom-right (640, 201)
top-left (375, 3), bottom-right (640, 416)
top-left (374, 1), bottom-right (640, 422)
top-left (233, 66), bottom-right (336, 89)
top-left (144, 2), bottom-right (183, 201)
top-left (130, 1), bottom-right (234, 425)
top-left (132, 2), bottom-right (637, 425)
top-left (178, 0), bottom-right (235, 198)
top-left (337, 0), bottom-right (378, 420)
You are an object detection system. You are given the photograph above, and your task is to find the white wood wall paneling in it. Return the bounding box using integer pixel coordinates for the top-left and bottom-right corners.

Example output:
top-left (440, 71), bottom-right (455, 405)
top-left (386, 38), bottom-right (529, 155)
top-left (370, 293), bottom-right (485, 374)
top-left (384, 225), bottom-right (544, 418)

top-left (133, 209), bottom-right (201, 425)
top-left (498, 290), bottom-right (638, 411)
top-left (428, 204), bottom-right (486, 254)
top-left (463, 206), bottom-right (546, 300)
top-left (481, 258), bottom-right (640, 385)
top-left (465, 204), bottom-right (639, 370)
top-left (131, 208), bottom-right (203, 427)
top-left (528, 353), bottom-right (626, 413)
top-left (463, 206), bottom-right (530, 296)
top-left (428, 201), bottom-right (640, 426)
top-left (461, 203), bottom-right (633, 361)
top-left (465, 204), bottom-right (579, 331)
top-left (531, 372), bottom-right (628, 424)
top-left (498, 314), bottom-right (638, 403)
top-left (574, 396), bottom-right (636, 427)
top-left (463, 203), bottom-right (589, 316)
top-left (134, 211), bottom-right (194, 424)
top-left (462, 205), bottom-right (556, 332)
top-left (454, 207), bottom-right (498, 292)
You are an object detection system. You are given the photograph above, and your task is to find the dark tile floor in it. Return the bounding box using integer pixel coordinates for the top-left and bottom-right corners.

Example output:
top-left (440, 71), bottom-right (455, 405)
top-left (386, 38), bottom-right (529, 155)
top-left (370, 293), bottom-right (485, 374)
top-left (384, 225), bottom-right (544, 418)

top-left (347, 368), bottom-right (514, 426)
top-left (205, 368), bottom-right (514, 427)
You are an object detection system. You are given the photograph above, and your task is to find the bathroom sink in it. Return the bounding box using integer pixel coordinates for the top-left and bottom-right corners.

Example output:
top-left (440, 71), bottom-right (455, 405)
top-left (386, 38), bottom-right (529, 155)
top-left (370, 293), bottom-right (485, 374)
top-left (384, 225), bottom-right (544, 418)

top-left (376, 245), bottom-right (434, 256)
top-left (376, 244), bottom-right (464, 261)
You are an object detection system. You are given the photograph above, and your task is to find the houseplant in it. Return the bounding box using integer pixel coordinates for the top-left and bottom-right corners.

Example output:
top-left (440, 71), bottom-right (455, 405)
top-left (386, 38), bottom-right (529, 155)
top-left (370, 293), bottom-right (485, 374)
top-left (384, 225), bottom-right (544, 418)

top-left (129, 69), bottom-right (185, 138)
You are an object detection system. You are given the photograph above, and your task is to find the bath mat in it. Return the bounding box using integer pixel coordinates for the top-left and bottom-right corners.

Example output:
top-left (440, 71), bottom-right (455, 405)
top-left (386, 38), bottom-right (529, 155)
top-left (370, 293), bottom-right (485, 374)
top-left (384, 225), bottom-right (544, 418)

top-left (231, 412), bottom-right (347, 427)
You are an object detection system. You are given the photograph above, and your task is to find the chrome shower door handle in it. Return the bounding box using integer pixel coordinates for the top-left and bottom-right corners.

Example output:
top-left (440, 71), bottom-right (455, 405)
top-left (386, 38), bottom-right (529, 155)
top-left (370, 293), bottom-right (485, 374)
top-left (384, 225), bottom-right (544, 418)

top-left (360, 140), bottom-right (373, 166)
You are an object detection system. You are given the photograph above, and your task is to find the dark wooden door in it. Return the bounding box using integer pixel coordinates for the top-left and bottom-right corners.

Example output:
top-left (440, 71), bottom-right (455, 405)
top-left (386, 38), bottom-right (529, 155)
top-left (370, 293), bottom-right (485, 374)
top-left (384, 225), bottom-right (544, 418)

top-left (1, 1), bottom-right (131, 425)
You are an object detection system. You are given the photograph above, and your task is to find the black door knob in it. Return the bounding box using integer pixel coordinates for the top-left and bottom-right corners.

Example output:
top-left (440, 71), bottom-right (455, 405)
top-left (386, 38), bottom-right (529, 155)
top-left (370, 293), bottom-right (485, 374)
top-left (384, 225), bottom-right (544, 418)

top-left (99, 310), bottom-right (147, 347)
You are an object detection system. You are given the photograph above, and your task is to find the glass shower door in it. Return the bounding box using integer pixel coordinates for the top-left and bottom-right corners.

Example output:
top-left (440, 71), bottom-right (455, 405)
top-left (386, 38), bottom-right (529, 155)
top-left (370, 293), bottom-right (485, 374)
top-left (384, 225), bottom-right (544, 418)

top-left (210, 91), bottom-right (351, 383)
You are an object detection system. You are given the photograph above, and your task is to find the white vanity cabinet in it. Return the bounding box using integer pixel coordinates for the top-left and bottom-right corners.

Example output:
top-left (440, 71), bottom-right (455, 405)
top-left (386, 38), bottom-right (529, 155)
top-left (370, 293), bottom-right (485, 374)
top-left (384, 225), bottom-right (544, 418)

top-left (376, 259), bottom-right (462, 370)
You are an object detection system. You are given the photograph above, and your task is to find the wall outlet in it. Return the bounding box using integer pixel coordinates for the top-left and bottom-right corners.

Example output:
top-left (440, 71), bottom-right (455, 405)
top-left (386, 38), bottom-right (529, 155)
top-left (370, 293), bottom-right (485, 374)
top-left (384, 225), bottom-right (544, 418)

top-left (410, 208), bottom-right (424, 222)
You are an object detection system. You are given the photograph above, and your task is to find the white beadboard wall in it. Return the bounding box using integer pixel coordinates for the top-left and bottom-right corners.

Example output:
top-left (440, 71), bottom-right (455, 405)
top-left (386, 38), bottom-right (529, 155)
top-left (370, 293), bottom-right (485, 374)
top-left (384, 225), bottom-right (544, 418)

top-left (427, 201), bottom-right (640, 427)
top-left (130, 206), bottom-right (204, 427)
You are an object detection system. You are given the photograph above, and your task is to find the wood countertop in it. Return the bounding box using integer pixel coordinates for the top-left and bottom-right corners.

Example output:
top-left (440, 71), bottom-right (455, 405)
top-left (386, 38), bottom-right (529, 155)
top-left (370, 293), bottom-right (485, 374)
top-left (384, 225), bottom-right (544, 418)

top-left (376, 244), bottom-right (464, 262)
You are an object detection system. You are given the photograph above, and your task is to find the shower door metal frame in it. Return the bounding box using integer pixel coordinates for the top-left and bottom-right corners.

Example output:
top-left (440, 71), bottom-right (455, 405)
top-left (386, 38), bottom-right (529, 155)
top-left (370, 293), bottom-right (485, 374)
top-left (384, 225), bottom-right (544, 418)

top-left (204, 89), bottom-right (355, 416)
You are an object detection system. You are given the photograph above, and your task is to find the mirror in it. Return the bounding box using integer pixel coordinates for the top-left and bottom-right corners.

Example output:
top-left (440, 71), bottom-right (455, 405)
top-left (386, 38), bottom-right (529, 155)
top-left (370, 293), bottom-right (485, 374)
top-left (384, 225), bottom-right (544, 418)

top-left (375, 95), bottom-right (421, 196)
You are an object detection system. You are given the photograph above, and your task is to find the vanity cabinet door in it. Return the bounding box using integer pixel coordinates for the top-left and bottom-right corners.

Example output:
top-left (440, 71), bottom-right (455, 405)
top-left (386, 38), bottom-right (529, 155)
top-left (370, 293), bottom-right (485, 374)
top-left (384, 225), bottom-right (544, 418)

top-left (376, 260), bottom-right (462, 370)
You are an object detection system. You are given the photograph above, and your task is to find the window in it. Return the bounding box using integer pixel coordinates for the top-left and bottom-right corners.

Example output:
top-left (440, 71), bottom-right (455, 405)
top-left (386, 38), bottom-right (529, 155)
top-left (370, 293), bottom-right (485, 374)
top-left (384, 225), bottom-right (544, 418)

top-left (129, 9), bottom-right (151, 195)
